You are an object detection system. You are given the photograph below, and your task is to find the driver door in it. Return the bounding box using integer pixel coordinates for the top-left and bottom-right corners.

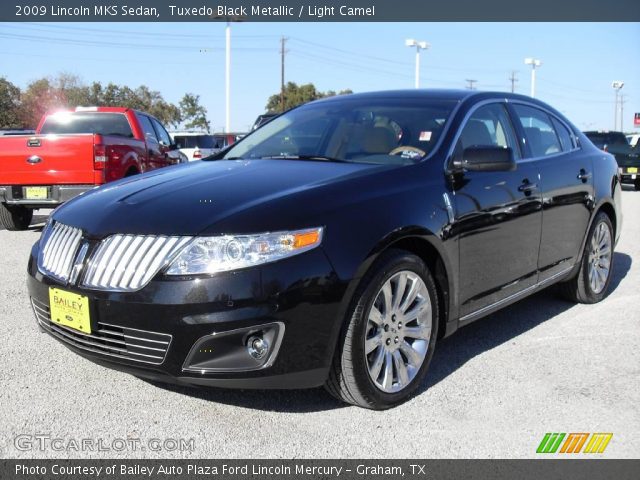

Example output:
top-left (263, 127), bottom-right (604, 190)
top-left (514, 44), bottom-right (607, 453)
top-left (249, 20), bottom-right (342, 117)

top-left (450, 102), bottom-right (543, 319)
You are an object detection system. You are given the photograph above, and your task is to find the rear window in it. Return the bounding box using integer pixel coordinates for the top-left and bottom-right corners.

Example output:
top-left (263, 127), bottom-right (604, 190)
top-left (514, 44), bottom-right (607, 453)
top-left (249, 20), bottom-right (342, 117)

top-left (40, 112), bottom-right (134, 138)
top-left (174, 135), bottom-right (216, 149)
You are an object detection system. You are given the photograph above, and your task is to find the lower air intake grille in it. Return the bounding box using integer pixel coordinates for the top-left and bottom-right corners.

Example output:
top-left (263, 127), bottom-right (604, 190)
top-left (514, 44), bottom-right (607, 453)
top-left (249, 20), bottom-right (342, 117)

top-left (31, 297), bottom-right (171, 365)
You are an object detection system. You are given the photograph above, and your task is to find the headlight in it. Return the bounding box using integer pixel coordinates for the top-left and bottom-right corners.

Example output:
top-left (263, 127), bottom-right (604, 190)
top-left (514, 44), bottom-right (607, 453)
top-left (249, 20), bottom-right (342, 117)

top-left (165, 227), bottom-right (324, 275)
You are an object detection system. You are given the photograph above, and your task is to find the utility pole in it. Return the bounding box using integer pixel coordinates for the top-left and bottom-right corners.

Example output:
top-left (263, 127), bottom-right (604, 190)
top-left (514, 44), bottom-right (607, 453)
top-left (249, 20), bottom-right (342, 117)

top-left (620, 94), bottom-right (626, 131)
top-left (280, 36), bottom-right (288, 113)
top-left (465, 79), bottom-right (477, 90)
top-left (509, 71), bottom-right (518, 93)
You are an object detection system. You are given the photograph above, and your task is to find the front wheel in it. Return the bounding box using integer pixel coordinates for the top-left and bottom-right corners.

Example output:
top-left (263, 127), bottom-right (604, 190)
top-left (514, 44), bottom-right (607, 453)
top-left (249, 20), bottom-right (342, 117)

top-left (325, 250), bottom-right (439, 409)
top-left (0, 203), bottom-right (33, 231)
top-left (558, 212), bottom-right (614, 303)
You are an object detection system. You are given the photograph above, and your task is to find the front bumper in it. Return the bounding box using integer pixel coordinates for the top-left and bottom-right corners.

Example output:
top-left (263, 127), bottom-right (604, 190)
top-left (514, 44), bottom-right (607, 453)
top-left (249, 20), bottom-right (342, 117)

top-left (27, 241), bottom-right (346, 389)
top-left (0, 185), bottom-right (95, 207)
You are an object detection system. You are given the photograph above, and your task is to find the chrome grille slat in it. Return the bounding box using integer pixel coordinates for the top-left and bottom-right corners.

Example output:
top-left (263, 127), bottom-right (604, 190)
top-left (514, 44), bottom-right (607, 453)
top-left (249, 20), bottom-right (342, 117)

top-left (39, 223), bottom-right (83, 282)
top-left (30, 298), bottom-right (171, 365)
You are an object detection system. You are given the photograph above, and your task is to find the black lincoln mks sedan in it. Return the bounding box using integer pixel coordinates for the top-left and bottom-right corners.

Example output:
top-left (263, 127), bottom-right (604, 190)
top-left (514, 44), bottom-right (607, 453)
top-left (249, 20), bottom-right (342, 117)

top-left (27, 90), bottom-right (622, 409)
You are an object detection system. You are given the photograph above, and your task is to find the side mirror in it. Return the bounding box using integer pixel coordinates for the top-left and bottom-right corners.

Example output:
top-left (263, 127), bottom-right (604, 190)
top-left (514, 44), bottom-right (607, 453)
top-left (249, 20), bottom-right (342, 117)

top-left (175, 142), bottom-right (182, 149)
top-left (451, 146), bottom-right (516, 172)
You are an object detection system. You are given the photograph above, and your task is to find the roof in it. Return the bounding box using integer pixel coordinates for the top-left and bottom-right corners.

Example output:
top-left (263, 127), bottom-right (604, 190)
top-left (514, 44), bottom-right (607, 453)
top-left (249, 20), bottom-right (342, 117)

top-left (312, 88), bottom-right (540, 104)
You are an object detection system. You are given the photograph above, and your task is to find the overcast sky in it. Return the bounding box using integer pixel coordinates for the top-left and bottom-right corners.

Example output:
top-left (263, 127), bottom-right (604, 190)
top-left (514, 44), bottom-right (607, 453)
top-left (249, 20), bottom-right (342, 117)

top-left (1, 22), bottom-right (638, 132)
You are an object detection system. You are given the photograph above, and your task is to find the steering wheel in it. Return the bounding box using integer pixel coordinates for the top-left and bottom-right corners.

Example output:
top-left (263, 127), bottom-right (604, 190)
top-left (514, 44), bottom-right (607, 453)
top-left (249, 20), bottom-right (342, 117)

top-left (389, 146), bottom-right (427, 157)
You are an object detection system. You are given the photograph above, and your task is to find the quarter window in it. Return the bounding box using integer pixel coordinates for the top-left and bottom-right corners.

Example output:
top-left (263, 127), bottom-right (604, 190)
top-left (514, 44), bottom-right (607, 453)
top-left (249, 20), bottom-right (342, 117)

top-left (512, 105), bottom-right (562, 158)
top-left (551, 117), bottom-right (575, 152)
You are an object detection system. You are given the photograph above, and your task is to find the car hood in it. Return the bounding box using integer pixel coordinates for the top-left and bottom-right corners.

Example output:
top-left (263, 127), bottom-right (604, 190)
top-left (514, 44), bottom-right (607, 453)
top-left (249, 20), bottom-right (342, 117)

top-left (53, 159), bottom-right (394, 237)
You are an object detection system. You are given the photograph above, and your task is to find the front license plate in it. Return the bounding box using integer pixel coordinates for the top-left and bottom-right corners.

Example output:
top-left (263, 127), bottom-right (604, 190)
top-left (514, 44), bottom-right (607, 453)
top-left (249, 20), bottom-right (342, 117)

top-left (49, 288), bottom-right (91, 334)
top-left (627, 167), bottom-right (638, 173)
top-left (24, 186), bottom-right (48, 200)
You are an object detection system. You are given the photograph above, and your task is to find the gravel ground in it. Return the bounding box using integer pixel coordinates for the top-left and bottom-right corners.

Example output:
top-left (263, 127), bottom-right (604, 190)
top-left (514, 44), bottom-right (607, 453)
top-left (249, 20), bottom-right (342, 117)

top-left (0, 190), bottom-right (638, 459)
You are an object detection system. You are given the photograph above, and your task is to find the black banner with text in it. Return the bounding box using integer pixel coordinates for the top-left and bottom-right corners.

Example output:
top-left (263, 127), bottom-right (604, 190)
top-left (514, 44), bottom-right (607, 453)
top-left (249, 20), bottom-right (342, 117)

top-left (2, 0), bottom-right (640, 22)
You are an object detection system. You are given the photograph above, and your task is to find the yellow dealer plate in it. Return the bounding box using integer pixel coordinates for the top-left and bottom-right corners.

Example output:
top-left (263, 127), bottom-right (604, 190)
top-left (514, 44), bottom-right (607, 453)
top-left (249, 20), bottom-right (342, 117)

top-left (627, 167), bottom-right (638, 173)
top-left (24, 186), bottom-right (48, 200)
top-left (49, 288), bottom-right (91, 334)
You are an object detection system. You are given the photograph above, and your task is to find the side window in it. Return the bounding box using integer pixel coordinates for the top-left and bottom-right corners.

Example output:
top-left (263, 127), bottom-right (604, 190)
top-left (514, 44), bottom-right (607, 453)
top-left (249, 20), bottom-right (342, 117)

top-left (512, 105), bottom-right (562, 158)
top-left (150, 118), bottom-right (172, 146)
top-left (137, 114), bottom-right (158, 144)
top-left (551, 117), bottom-right (575, 152)
top-left (455, 103), bottom-right (521, 160)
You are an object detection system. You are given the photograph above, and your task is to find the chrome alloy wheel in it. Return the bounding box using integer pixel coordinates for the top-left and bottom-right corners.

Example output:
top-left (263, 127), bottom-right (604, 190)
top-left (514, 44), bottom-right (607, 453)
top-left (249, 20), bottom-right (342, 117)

top-left (587, 221), bottom-right (612, 294)
top-left (364, 271), bottom-right (432, 393)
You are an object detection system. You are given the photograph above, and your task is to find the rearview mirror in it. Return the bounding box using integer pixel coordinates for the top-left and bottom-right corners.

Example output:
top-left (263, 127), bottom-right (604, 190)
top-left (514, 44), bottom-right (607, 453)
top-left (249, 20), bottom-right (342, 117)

top-left (451, 146), bottom-right (516, 172)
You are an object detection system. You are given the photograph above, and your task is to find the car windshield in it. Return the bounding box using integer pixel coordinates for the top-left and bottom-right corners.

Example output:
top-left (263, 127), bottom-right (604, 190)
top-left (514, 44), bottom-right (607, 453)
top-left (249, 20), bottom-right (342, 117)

top-left (175, 135), bottom-right (216, 149)
top-left (40, 112), bottom-right (134, 138)
top-left (223, 97), bottom-right (456, 165)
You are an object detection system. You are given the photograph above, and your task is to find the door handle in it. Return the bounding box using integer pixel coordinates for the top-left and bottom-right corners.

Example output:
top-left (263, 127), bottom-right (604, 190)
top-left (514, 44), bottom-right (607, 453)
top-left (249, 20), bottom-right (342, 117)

top-left (518, 180), bottom-right (538, 192)
top-left (577, 169), bottom-right (592, 182)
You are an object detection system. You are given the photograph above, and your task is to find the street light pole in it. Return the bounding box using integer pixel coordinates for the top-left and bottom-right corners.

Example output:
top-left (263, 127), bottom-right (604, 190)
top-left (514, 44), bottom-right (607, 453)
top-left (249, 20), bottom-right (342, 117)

top-left (612, 81), bottom-right (624, 131)
top-left (524, 58), bottom-right (542, 98)
top-left (406, 39), bottom-right (429, 89)
top-left (225, 22), bottom-right (231, 134)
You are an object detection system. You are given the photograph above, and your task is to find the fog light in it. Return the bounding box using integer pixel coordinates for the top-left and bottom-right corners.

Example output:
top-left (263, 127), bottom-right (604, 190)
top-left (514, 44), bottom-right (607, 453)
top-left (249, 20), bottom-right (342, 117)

top-left (247, 335), bottom-right (269, 359)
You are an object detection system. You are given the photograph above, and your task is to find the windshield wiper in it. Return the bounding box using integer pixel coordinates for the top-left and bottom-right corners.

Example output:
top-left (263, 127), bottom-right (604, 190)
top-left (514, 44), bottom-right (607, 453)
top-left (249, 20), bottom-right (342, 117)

top-left (262, 155), bottom-right (349, 163)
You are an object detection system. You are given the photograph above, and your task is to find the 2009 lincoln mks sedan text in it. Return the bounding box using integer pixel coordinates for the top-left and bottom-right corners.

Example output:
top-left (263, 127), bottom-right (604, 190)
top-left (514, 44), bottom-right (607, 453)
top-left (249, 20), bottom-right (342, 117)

top-left (27, 90), bottom-right (621, 409)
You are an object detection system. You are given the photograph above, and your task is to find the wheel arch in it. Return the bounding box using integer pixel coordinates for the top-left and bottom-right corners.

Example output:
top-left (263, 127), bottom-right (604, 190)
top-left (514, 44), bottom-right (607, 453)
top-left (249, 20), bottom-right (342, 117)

top-left (338, 228), bottom-right (457, 342)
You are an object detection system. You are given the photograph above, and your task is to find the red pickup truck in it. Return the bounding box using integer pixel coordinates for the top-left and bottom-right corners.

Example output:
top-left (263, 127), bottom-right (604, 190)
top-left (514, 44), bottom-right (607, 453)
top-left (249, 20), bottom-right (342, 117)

top-left (0, 107), bottom-right (184, 230)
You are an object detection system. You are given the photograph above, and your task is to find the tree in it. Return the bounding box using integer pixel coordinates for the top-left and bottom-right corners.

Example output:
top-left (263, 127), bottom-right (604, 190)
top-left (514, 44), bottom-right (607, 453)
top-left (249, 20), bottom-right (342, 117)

top-left (0, 77), bottom-right (23, 129)
top-left (265, 82), bottom-right (352, 113)
top-left (179, 93), bottom-right (210, 132)
top-left (20, 78), bottom-right (68, 128)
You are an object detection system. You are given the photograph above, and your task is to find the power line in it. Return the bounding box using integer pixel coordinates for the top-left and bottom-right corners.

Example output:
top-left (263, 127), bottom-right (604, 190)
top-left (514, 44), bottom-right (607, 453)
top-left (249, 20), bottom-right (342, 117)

top-left (465, 79), bottom-right (477, 90)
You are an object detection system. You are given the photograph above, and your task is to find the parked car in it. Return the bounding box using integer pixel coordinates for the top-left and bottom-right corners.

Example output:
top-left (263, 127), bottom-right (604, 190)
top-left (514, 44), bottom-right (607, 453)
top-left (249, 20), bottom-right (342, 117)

top-left (27, 90), bottom-right (621, 409)
top-left (170, 131), bottom-right (218, 161)
top-left (584, 130), bottom-right (640, 190)
top-left (252, 113), bottom-right (278, 130)
top-left (0, 107), bottom-right (183, 230)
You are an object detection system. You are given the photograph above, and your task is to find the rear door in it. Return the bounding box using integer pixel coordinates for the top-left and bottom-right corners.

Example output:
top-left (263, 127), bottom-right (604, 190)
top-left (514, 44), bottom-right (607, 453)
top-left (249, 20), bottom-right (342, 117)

top-left (150, 117), bottom-right (182, 166)
top-left (136, 114), bottom-right (164, 171)
top-left (451, 102), bottom-right (543, 318)
top-left (510, 103), bottom-right (594, 282)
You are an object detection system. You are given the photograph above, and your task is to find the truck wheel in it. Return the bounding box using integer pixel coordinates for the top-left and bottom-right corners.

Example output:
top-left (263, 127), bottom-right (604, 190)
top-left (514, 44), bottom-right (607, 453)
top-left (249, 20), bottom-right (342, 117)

top-left (325, 249), bottom-right (439, 409)
top-left (0, 203), bottom-right (33, 231)
top-left (635, 179), bottom-right (640, 191)
top-left (558, 212), bottom-right (614, 304)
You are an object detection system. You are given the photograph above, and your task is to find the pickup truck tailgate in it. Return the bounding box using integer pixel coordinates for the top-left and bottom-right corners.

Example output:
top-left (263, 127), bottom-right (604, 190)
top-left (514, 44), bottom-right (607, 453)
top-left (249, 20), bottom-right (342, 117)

top-left (0, 134), bottom-right (97, 185)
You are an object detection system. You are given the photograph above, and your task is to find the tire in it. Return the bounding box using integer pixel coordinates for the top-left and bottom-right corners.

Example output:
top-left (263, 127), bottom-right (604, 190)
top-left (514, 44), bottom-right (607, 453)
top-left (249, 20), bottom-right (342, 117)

top-left (558, 212), bottom-right (614, 304)
top-left (325, 249), bottom-right (439, 409)
top-left (634, 179), bottom-right (640, 191)
top-left (0, 203), bottom-right (33, 231)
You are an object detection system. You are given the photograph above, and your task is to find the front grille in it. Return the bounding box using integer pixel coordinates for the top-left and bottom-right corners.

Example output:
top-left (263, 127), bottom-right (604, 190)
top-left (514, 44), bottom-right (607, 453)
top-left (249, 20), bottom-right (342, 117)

top-left (38, 222), bottom-right (83, 282)
top-left (81, 234), bottom-right (191, 291)
top-left (31, 297), bottom-right (171, 365)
